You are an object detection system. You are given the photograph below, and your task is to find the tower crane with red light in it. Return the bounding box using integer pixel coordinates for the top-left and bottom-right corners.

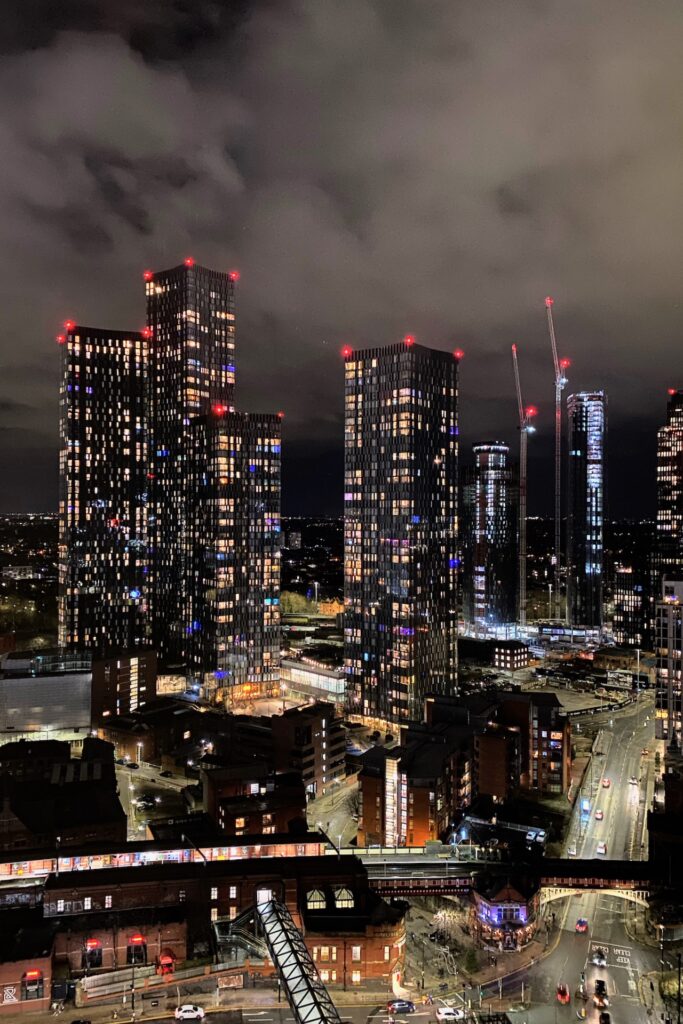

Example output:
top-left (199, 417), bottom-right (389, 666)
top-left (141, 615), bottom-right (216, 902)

top-left (511, 344), bottom-right (536, 629)
top-left (545, 296), bottom-right (570, 621)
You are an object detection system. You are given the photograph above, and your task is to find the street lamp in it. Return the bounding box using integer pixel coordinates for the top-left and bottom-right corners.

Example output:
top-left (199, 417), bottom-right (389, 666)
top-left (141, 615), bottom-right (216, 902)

top-left (136, 740), bottom-right (143, 765)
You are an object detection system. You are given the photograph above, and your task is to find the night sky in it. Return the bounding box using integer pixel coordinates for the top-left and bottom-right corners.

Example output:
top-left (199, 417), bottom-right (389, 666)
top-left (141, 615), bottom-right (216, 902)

top-left (1, 0), bottom-right (681, 517)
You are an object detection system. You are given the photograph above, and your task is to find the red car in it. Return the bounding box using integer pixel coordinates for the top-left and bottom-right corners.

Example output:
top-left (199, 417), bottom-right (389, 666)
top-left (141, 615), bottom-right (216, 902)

top-left (557, 984), bottom-right (571, 1005)
top-left (575, 918), bottom-right (589, 933)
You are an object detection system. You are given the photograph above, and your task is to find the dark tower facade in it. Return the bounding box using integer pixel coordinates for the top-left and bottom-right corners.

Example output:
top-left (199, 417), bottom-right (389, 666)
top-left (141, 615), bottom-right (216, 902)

top-left (343, 340), bottom-right (459, 726)
top-left (58, 325), bottom-right (149, 653)
top-left (461, 442), bottom-right (518, 630)
top-left (145, 261), bottom-right (237, 666)
top-left (566, 391), bottom-right (606, 628)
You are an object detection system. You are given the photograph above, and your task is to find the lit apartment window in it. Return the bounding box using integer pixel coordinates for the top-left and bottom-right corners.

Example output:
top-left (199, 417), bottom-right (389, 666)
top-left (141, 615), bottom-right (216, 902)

top-left (105, 895), bottom-right (112, 909)
top-left (211, 887), bottom-right (218, 900)
top-left (211, 908), bottom-right (218, 922)
top-left (351, 970), bottom-right (361, 985)
top-left (229, 886), bottom-right (237, 899)
top-left (84, 897), bottom-right (92, 910)
top-left (351, 946), bottom-right (361, 962)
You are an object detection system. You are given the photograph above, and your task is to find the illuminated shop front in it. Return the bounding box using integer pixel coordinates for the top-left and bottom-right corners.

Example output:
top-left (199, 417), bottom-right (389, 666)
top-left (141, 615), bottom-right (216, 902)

top-left (470, 876), bottom-right (540, 951)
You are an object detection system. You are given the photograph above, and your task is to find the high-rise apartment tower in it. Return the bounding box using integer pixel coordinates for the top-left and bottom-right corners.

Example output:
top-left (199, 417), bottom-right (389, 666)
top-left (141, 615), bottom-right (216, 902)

top-left (343, 340), bottom-right (459, 725)
top-left (461, 442), bottom-right (518, 630)
top-left (566, 391), bottom-right (606, 628)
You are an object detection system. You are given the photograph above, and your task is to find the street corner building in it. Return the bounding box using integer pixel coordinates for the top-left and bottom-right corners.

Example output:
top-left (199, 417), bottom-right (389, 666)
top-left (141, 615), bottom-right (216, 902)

top-left (343, 341), bottom-right (460, 727)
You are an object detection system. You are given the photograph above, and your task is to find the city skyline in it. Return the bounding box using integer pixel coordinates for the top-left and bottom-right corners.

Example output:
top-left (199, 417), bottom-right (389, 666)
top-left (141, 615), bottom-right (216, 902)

top-left (1, 2), bottom-right (682, 516)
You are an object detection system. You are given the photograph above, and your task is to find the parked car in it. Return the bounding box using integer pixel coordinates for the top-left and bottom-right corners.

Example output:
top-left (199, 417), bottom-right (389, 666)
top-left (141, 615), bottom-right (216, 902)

top-left (175, 1007), bottom-right (205, 1021)
top-left (629, 776), bottom-right (638, 785)
top-left (592, 947), bottom-right (607, 967)
top-left (387, 1000), bottom-right (415, 1015)
top-left (159, 769), bottom-right (174, 778)
top-left (126, 762), bottom-right (140, 770)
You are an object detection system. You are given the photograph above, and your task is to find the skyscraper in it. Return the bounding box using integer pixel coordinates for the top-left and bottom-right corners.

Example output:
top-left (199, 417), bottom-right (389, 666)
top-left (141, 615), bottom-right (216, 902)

top-left (656, 389), bottom-right (683, 584)
top-left (566, 391), bottom-right (606, 628)
top-left (58, 325), bottom-right (149, 653)
top-left (59, 261), bottom-right (281, 702)
top-left (608, 519), bottom-right (654, 647)
top-left (343, 340), bottom-right (459, 725)
top-left (188, 410), bottom-right (282, 701)
top-left (654, 578), bottom-right (683, 749)
top-left (461, 442), bottom-right (518, 630)
top-left (145, 260), bottom-right (238, 666)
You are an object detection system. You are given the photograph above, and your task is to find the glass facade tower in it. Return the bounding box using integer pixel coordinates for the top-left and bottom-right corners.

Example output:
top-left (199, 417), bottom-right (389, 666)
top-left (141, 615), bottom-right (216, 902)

top-left (566, 391), bottom-right (606, 628)
top-left (343, 341), bottom-right (459, 725)
top-left (461, 442), bottom-right (518, 630)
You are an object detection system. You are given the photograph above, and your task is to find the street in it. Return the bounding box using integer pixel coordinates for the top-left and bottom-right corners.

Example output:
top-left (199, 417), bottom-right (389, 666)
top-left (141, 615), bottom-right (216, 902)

top-left (563, 695), bottom-right (656, 862)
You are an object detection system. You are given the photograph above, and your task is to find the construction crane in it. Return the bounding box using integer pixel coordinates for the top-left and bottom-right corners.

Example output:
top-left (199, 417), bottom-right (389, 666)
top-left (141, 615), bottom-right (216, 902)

top-left (511, 344), bottom-right (537, 629)
top-left (545, 296), bottom-right (570, 621)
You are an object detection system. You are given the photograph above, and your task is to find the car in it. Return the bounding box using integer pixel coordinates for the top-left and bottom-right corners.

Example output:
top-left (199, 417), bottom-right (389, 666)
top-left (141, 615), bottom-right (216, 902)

top-left (126, 762), bottom-right (140, 770)
top-left (641, 748), bottom-right (650, 756)
top-left (575, 918), bottom-right (589, 933)
top-left (593, 947), bottom-right (607, 967)
top-left (594, 979), bottom-right (609, 1008)
top-left (567, 845), bottom-right (577, 857)
top-left (175, 1007), bottom-right (206, 1021)
top-left (556, 983), bottom-right (571, 1005)
top-left (535, 830), bottom-right (547, 843)
top-left (526, 830), bottom-right (538, 842)
top-left (629, 776), bottom-right (638, 785)
top-left (595, 809), bottom-right (604, 821)
top-left (599, 1013), bottom-right (611, 1024)
top-left (114, 757), bottom-right (126, 765)
top-left (601, 778), bottom-right (611, 788)
top-left (435, 1009), bottom-right (465, 1022)
top-left (387, 1000), bottom-right (415, 1015)
top-left (596, 841), bottom-right (607, 855)
top-left (159, 769), bottom-right (174, 778)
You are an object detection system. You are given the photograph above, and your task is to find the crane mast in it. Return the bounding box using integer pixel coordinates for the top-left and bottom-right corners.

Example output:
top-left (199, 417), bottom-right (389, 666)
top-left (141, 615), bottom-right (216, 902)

top-left (511, 345), bottom-right (536, 629)
top-left (545, 297), bottom-right (569, 622)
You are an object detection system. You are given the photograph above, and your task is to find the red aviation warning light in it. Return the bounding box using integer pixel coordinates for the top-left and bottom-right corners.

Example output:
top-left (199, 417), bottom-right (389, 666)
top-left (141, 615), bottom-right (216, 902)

top-left (560, 358), bottom-right (571, 370)
top-left (545, 296), bottom-right (554, 308)
top-left (56, 334), bottom-right (66, 345)
top-left (341, 345), bottom-right (353, 358)
top-left (404, 334), bottom-right (415, 346)
top-left (668, 388), bottom-right (677, 395)
top-left (184, 257), bottom-right (195, 267)
top-left (277, 410), bottom-right (285, 419)
top-left (143, 270), bottom-right (153, 281)
top-left (212, 404), bottom-right (228, 416)
top-left (228, 270), bottom-right (240, 282)
top-left (64, 320), bottom-right (75, 331)
top-left (525, 405), bottom-right (538, 418)
top-left (453, 348), bottom-right (465, 360)
top-left (141, 327), bottom-right (152, 339)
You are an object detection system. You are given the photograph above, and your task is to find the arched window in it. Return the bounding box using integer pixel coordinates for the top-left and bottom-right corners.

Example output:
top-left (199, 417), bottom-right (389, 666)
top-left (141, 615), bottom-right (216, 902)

top-left (306, 889), bottom-right (326, 910)
top-left (334, 887), bottom-right (354, 909)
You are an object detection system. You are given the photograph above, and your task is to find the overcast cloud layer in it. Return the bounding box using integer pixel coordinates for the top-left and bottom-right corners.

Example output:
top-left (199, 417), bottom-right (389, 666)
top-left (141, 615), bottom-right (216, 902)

top-left (0, 0), bottom-right (681, 515)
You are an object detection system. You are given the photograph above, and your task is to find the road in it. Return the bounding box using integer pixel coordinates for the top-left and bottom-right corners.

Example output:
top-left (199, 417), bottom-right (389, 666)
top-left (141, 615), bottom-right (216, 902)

top-left (521, 889), bottom-right (657, 1024)
top-left (564, 695), bottom-right (656, 862)
top-left (116, 762), bottom-right (188, 840)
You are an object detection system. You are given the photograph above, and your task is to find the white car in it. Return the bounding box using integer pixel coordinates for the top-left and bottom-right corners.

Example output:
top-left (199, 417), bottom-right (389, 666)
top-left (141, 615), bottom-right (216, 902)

top-left (596, 841), bottom-right (607, 855)
top-left (175, 1007), bottom-right (205, 1021)
top-left (436, 1009), bottom-right (465, 1022)
top-left (567, 845), bottom-right (577, 857)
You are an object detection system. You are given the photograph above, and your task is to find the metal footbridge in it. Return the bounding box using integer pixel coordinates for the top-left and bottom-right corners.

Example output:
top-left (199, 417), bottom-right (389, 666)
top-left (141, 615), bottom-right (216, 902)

top-left (256, 899), bottom-right (343, 1024)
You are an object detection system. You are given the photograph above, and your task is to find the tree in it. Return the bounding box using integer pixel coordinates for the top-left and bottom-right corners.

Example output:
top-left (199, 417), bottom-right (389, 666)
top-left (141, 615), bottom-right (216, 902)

top-left (463, 948), bottom-right (478, 974)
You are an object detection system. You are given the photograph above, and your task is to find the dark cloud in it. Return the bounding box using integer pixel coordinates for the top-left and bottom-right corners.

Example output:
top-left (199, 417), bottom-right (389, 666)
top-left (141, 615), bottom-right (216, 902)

top-left (0, 0), bottom-right (681, 514)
